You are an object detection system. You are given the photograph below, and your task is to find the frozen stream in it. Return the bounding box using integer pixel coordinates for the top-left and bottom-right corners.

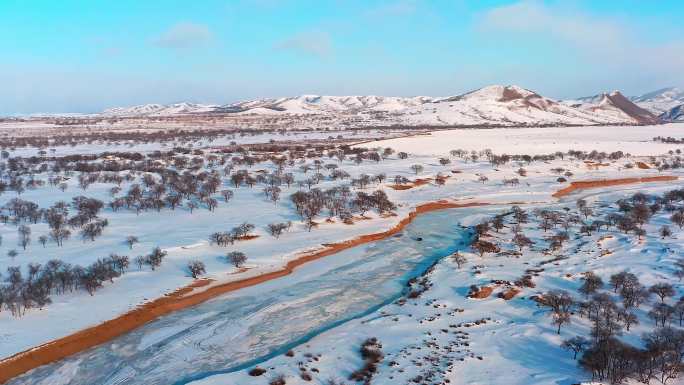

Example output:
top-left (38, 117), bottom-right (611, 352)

top-left (8, 207), bottom-right (489, 385)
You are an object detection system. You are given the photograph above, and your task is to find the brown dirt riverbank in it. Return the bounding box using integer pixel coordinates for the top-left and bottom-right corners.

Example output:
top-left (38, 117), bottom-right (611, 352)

top-left (552, 176), bottom-right (678, 198)
top-left (0, 200), bottom-right (486, 383)
top-left (2, 174), bottom-right (680, 383)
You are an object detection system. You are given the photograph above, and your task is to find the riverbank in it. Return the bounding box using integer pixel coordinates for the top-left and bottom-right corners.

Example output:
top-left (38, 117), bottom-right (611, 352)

top-left (0, 200), bottom-right (486, 384)
top-left (2, 175), bottom-right (681, 383)
top-left (552, 175), bottom-right (678, 198)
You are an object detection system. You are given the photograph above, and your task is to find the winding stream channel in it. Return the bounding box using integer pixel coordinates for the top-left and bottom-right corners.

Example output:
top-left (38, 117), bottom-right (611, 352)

top-left (9, 181), bottom-right (683, 385)
top-left (8, 207), bottom-right (502, 385)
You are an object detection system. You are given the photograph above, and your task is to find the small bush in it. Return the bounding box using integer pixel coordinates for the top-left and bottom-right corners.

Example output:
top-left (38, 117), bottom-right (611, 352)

top-left (269, 374), bottom-right (286, 385)
top-left (248, 367), bottom-right (267, 376)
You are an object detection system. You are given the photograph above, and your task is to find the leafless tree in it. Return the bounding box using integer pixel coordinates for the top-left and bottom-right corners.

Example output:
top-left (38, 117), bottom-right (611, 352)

top-left (451, 252), bottom-right (467, 268)
top-left (650, 282), bottom-right (675, 303)
top-left (126, 236), bottom-right (139, 249)
top-left (18, 225), bottom-right (31, 250)
top-left (188, 261), bottom-right (206, 278)
top-left (227, 251), bottom-right (247, 268)
top-left (562, 336), bottom-right (589, 359)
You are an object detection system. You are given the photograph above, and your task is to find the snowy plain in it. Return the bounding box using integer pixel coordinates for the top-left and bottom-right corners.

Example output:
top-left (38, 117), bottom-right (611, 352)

top-left (183, 183), bottom-right (684, 385)
top-left (9, 183), bottom-right (684, 385)
top-left (372, 123), bottom-right (684, 157)
top-left (2, 123), bottom-right (684, 384)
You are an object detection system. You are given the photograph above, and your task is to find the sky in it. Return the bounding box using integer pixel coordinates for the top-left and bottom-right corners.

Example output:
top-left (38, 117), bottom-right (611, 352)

top-left (1, 0), bottom-right (683, 114)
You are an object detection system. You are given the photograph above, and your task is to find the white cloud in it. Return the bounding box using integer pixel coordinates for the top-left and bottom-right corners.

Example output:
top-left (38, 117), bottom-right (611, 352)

top-left (275, 31), bottom-right (332, 58)
top-left (480, 1), bottom-right (623, 51)
top-left (153, 22), bottom-right (212, 49)
top-left (478, 0), bottom-right (684, 93)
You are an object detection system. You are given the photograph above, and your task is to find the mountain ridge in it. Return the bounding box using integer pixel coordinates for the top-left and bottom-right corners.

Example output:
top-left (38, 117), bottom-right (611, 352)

top-left (95, 84), bottom-right (667, 126)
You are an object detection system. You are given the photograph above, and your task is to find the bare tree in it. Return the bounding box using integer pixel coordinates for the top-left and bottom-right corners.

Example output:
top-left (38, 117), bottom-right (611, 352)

top-left (135, 255), bottom-right (145, 270)
top-left (18, 225), bottom-right (31, 250)
top-left (512, 233), bottom-right (533, 252)
top-left (660, 225), bottom-right (673, 239)
top-left (220, 189), bottom-right (234, 202)
top-left (451, 252), bottom-right (467, 268)
top-left (561, 336), bottom-right (589, 359)
top-left (541, 290), bottom-right (574, 334)
top-left (126, 236), bottom-right (139, 249)
top-left (267, 222), bottom-right (288, 239)
top-left (650, 282), bottom-right (675, 303)
top-left (648, 303), bottom-right (674, 327)
top-left (187, 201), bottom-right (198, 214)
top-left (227, 251), bottom-right (247, 268)
top-left (146, 247), bottom-right (167, 270)
top-left (188, 261), bottom-right (206, 278)
top-left (472, 240), bottom-right (498, 257)
top-left (579, 272), bottom-right (604, 298)
top-left (671, 211), bottom-right (684, 228)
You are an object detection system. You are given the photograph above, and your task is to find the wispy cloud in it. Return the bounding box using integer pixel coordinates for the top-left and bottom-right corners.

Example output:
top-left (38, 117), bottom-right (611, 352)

top-left (479, 1), bottom-right (623, 51)
top-left (275, 31), bottom-right (332, 58)
top-left (152, 22), bottom-right (212, 49)
top-left (478, 0), bottom-right (684, 92)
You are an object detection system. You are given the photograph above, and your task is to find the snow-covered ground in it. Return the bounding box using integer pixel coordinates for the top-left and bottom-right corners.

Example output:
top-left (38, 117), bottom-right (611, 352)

top-left (370, 123), bottom-right (684, 156)
top-left (2, 124), bottom-right (684, 384)
top-left (2, 128), bottom-right (398, 157)
top-left (185, 183), bottom-right (684, 385)
top-left (9, 183), bottom-right (684, 385)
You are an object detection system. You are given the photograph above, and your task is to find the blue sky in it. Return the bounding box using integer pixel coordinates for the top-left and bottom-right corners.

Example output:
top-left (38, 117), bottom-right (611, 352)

top-left (1, 0), bottom-right (683, 114)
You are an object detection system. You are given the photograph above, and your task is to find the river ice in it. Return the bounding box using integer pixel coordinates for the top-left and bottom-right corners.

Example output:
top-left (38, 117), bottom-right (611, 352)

top-left (8, 208), bottom-right (487, 385)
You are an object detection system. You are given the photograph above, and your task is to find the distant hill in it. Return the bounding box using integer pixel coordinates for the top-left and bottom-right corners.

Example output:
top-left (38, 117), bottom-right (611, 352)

top-left (93, 84), bottom-right (678, 126)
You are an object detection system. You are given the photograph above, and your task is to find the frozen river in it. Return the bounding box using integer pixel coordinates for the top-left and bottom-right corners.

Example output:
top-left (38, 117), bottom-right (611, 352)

top-left (8, 207), bottom-right (486, 385)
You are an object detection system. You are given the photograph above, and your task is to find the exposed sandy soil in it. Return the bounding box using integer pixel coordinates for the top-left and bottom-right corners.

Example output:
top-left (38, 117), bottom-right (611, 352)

top-left (0, 200), bottom-right (486, 383)
top-left (584, 161), bottom-right (610, 169)
top-left (552, 176), bottom-right (678, 198)
top-left (499, 288), bottom-right (521, 300)
top-left (469, 286), bottom-right (494, 299)
top-left (389, 178), bottom-right (433, 190)
top-left (389, 184), bottom-right (413, 190)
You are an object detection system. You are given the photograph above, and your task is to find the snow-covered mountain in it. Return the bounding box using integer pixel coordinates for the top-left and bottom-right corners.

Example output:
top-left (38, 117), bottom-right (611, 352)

top-left (567, 91), bottom-right (660, 125)
top-left (219, 95), bottom-right (436, 115)
top-left (103, 102), bottom-right (219, 117)
top-left (630, 87), bottom-right (684, 115)
top-left (97, 85), bottom-right (665, 126)
top-left (402, 85), bottom-right (634, 126)
top-left (661, 104), bottom-right (684, 122)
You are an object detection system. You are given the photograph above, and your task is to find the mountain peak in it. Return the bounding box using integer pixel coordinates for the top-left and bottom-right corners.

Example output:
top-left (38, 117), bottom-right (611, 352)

top-left (633, 86), bottom-right (682, 101)
top-left (447, 84), bottom-right (538, 103)
top-left (629, 86), bottom-right (684, 114)
top-left (93, 85), bottom-right (672, 127)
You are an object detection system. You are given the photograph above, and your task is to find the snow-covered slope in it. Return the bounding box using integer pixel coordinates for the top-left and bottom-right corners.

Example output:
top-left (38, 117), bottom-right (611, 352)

top-left (401, 85), bottom-right (630, 126)
top-left (98, 85), bottom-right (664, 126)
top-left (103, 102), bottom-right (219, 117)
top-left (661, 104), bottom-right (684, 122)
top-left (565, 91), bottom-right (660, 125)
top-left (220, 95), bottom-right (435, 115)
top-left (631, 87), bottom-right (684, 114)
